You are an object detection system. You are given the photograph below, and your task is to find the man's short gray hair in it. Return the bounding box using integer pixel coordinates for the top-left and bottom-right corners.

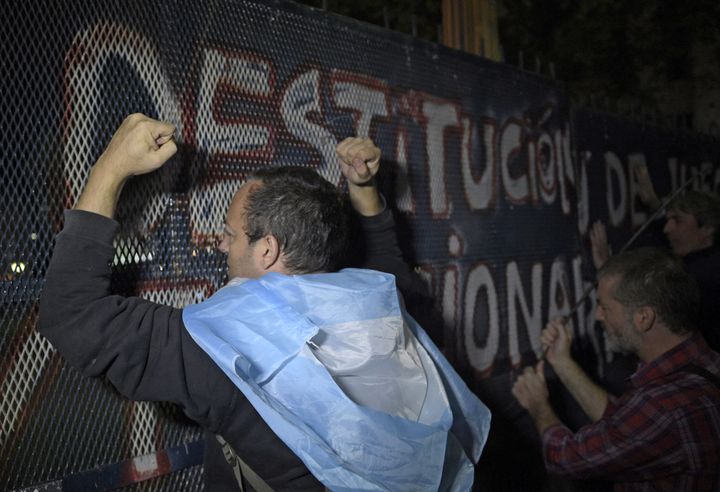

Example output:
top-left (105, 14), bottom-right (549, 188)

top-left (598, 247), bottom-right (700, 335)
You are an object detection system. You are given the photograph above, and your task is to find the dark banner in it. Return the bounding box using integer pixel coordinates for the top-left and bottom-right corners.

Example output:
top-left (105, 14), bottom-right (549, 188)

top-left (1, 0), bottom-right (719, 490)
top-left (576, 109), bottom-right (720, 236)
top-left (574, 109), bottom-right (720, 366)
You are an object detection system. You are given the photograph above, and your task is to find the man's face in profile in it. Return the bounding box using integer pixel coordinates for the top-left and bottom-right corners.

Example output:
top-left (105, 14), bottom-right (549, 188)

top-left (595, 275), bottom-right (640, 354)
top-left (218, 181), bottom-right (265, 280)
top-left (664, 209), bottom-right (714, 257)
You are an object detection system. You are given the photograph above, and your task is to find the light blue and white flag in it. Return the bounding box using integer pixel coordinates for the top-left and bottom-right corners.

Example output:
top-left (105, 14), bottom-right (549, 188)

top-left (183, 268), bottom-right (491, 491)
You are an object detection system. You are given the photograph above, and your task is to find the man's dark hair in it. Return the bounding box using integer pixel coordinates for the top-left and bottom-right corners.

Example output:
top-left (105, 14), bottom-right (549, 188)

top-left (244, 166), bottom-right (348, 274)
top-left (668, 191), bottom-right (720, 243)
top-left (597, 247), bottom-right (700, 335)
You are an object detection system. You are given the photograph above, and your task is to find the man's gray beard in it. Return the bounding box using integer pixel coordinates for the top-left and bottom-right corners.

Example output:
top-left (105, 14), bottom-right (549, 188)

top-left (604, 330), bottom-right (635, 355)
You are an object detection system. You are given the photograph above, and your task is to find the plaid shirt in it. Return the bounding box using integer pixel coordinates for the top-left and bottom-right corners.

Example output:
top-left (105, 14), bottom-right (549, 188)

top-left (542, 334), bottom-right (720, 492)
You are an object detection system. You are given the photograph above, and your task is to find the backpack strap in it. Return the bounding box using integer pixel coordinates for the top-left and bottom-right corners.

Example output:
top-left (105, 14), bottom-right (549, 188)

top-left (216, 435), bottom-right (275, 492)
top-left (680, 364), bottom-right (720, 388)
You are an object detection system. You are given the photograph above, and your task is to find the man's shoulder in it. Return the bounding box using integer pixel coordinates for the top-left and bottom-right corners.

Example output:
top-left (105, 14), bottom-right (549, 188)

top-left (628, 361), bottom-right (720, 414)
top-left (685, 244), bottom-right (720, 275)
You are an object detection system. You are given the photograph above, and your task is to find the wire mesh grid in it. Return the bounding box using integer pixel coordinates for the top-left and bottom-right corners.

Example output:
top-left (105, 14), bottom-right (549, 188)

top-left (0, 0), bottom-right (338, 489)
top-left (0, 0), bottom-right (591, 489)
top-left (0, 0), bottom-right (434, 489)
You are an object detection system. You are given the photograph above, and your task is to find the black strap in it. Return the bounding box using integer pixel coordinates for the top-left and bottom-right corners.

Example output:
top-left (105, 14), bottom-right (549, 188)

top-left (216, 434), bottom-right (275, 492)
top-left (680, 364), bottom-right (720, 388)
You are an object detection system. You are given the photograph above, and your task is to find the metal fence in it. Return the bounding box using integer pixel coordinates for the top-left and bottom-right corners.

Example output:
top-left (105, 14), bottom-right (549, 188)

top-left (2, 0), bottom-right (719, 490)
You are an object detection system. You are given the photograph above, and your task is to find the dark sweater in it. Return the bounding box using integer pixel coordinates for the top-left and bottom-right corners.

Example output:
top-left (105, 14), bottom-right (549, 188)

top-left (38, 206), bottom-right (418, 491)
top-left (684, 244), bottom-right (720, 352)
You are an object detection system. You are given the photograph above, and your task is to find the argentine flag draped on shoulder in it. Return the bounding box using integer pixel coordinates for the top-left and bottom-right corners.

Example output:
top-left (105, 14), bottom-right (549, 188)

top-left (183, 268), bottom-right (491, 491)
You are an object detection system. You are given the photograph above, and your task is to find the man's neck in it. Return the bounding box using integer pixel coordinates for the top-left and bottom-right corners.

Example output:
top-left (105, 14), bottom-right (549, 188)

top-left (637, 330), bottom-right (692, 363)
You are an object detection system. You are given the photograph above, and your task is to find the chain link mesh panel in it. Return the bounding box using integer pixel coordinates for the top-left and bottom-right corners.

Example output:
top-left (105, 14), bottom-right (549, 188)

top-left (4, 0), bottom-right (718, 490)
top-left (2, 0), bottom-right (572, 489)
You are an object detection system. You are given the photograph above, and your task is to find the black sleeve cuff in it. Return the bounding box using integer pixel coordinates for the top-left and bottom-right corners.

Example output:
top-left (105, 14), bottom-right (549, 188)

top-left (355, 195), bottom-right (395, 233)
top-left (62, 209), bottom-right (120, 246)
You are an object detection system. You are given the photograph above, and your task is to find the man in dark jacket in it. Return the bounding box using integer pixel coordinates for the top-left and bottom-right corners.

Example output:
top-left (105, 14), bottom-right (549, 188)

top-left (38, 113), bottom-right (489, 491)
top-left (663, 191), bottom-right (720, 351)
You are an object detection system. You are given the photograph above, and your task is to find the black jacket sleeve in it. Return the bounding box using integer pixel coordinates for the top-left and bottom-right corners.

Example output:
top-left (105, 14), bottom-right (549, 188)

top-left (38, 210), bottom-right (321, 491)
top-left (354, 207), bottom-right (445, 347)
top-left (38, 210), bottom-right (230, 426)
top-left (354, 207), bottom-right (415, 290)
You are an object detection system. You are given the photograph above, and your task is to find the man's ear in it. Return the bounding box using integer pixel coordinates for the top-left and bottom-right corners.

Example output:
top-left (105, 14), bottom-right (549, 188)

top-left (633, 306), bottom-right (656, 333)
top-left (257, 234), bottom-right (282, 271)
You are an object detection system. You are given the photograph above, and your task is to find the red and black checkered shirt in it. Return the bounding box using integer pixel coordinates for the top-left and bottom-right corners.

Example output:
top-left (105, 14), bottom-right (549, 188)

top-left (543, 333), bottom-right (720, 491)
